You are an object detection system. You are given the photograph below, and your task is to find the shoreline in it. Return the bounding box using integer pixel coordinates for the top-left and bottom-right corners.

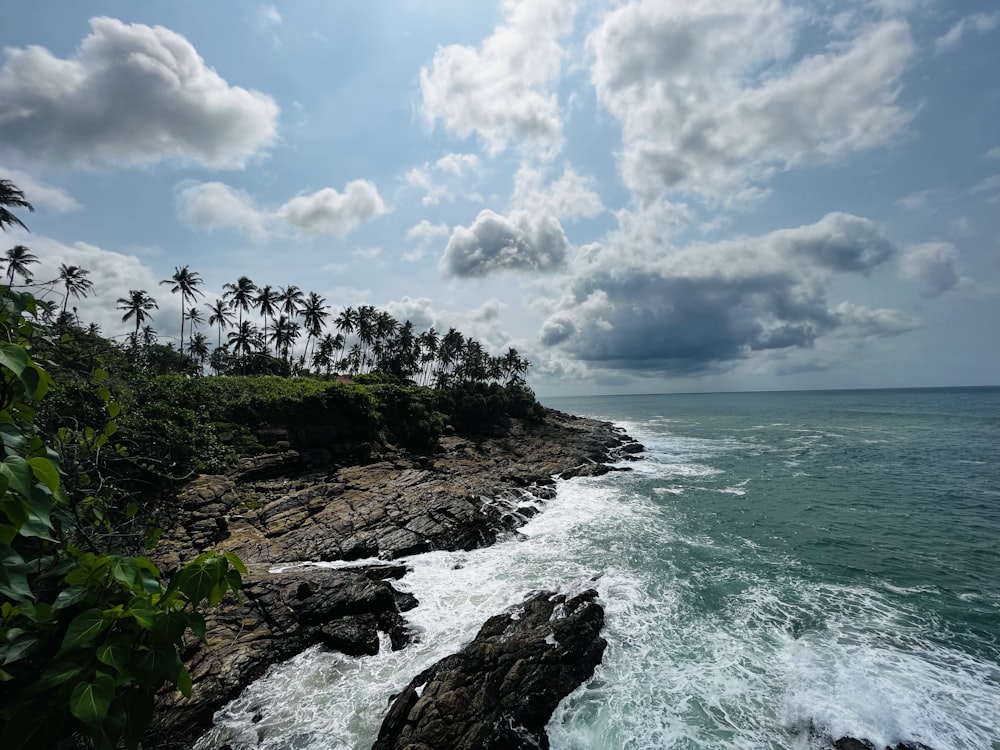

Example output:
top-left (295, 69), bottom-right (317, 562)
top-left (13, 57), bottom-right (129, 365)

top-left (146, 407), bottom-right (642, 747)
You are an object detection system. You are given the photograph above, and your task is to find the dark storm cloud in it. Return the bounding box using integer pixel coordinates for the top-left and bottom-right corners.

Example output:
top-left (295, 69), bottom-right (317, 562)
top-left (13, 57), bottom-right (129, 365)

top-left (539, 212), bottom-right (907, 375)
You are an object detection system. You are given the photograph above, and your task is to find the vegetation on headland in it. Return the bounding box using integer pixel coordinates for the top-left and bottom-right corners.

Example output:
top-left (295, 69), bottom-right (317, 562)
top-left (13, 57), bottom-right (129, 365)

top-left (0, 178), bottom-right (544, 748)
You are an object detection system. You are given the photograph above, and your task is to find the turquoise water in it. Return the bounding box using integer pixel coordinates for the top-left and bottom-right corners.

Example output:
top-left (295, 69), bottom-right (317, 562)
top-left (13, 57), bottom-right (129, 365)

top-left (198, 387), bottom-right (1000, 750)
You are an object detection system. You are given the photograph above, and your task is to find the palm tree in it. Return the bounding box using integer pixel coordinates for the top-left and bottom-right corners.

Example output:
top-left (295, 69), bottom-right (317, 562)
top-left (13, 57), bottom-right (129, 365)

top-left (185, 307), bottom-right (204, 355)
top-left (116, 289), bottom-right (158, 346)
top-left (256, 285), bottom-right (280, 355)
top-left (270, 315), bottom-right (300, 364)
top-left (160, 265), bottom-right (204, 359)
top-left (207, 298), bottom-right (235, 349)
top-left (301, 291), bottom-right (329, 363)
top-left (57, 264), bottom-right (94, 315)
top-left (5, 245), bottom-right (39, 286)
top-left (228, 320), bottom-right (261, 358)
top-left (279, 285), bottom-right (304, 319)
top-left (355, 305), bottom-right (377, 369)
top-left (223, 276), bottom-right (257, 328)
top-left (188, 332), bottom-right (210, 371)
top-left (0, 179), bottom-right (33, 232)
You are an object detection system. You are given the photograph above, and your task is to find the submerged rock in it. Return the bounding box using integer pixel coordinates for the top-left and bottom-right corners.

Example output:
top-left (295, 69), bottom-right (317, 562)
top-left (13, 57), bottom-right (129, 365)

top-left (832, 736), bottom-right (933, 750)
top-left (372, 589), bottom-right (606, 750)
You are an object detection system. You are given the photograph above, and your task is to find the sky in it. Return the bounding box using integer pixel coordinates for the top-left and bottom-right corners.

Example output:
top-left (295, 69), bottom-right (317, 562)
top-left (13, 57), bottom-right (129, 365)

top-left (1, 0), bottom-right (998, 397)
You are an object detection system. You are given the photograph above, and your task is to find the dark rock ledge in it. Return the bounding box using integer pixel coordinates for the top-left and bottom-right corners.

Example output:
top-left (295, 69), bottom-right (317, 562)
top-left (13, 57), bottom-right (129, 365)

top-left (373, 589), bottom-right (606, 750)
top-left (144, 410), bottom-right (639, 748)
top-left (830, 737), bottom-right (933, 750)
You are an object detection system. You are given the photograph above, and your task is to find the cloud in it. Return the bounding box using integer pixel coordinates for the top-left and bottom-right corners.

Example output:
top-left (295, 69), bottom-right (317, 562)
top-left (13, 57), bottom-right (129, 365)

top-left (0, 17), bottom-right (278, 169)
top-left (402, 153), bottom-right (482, 206)
top-left (935, 12), bottom-right (1000, 53)
top-left (255, 5), bottom-right (282, 31)
top-left (419, 0), bottom-right (576, 155)
top-left (176, 181), bottom-right (268, 240)
top-left (510, 164), bottom-right (604, 221)
top-left (406, 220), bottom-right (450, 243)
top-left (587, 2), bottom-right (915, 203)
top-left (176, 179), bottom-right (388, 240)
top-left (900, 242), bottom-right (961, 298)
top-left (897, 190), bottom-right (935, 212)
top-left (539, 212), bottom-right (903, 375)
top-left (277, 181), bottom-right (387, 238)
top-left (0, 166), bottom-right (82, 213)
top-left (442, 209), bottom-right (570, 277)
top-left (987, 147), bottom-right (1000, 160)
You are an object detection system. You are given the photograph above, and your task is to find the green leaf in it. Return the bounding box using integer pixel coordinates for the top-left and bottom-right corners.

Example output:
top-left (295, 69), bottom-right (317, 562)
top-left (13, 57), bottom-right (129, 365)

top-left (1, 455), bottom-right (34, 500)
top-left (121, 689), bottom-right (154, 750)
top-left (28, 456), bottom-right (60, 492)
top-left (224, 551), bottom-right (248, 576)
top-left (187, 612), bottom-right (206, 642)
top-left (69, 673), bottom-right (115, 729)
top-left (126, 598), bottom-right (156, 630)
top-left (175, 557), bottom-right (222, 604)
top-left (53, 585), bottom-right (89, 610)
top-left (176, 663), bottom-right (192, 698)
top-left (96, 636), bottom-right (132, 673)
top-left (34, 655), bottom-right (89, 689)
top-left (60, 608), bottom-right (109, 652)
top-left (1, 631), bottom-right (40, 665)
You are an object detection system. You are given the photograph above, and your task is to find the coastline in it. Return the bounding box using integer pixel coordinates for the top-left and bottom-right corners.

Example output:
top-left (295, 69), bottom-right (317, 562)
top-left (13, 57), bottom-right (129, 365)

top-left (146, 407), bottom-right (642, 747)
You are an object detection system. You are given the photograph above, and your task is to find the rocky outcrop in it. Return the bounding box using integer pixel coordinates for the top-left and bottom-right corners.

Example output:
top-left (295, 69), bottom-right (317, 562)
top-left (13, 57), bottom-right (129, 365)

top-left (146, 410), bottom-right (637, 747)
top-left (147, 562), bottom-right (414, 747)
top-left (155, 410), bottom-right (639, 570)
top-left (373, 589), bottom-right (606, 750)
top-left (831, 738), bottom-right (933, 750)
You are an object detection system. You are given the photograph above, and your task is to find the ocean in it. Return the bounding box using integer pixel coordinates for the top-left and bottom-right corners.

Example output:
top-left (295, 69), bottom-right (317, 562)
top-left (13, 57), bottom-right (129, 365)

top-left (196, 387), bottom-right (1000, 750)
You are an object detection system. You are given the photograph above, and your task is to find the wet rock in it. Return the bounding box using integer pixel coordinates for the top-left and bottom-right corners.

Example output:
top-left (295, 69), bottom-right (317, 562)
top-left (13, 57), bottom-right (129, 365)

top-left (832, 736), bottom-right (934, 750)
top-left (372, 589), bottom-right (606, 750)
top-left (146, 563), bottom-right (412, 747)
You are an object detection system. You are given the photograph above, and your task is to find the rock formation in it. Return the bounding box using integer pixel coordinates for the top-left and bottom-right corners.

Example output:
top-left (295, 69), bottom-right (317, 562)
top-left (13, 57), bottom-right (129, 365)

top-left (372, 589), bottom-right (606, 750)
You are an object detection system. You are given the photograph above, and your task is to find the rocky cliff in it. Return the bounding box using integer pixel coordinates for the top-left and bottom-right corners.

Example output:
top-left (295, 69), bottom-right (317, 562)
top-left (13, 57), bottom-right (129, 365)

top-left (145, 409), bottom-right (640, 747)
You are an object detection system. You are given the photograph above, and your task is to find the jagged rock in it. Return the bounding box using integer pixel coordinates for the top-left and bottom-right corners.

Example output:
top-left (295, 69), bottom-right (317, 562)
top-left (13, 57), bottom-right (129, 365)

top-left (147, 563), bottom-right (412, 747)
top-left (372, 589), bottom-right (606, 750)
top-left (832, 737), bottom-right (934, 750)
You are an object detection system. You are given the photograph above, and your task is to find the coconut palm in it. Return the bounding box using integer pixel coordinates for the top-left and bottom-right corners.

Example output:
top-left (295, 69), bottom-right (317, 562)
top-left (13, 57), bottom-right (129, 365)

top-left (4, 245), bottom-right (39, 286)
top-left (185, 307), bottom-right (204, 355)
top-left (223, 276), bottom-right (257, 327)
top-left (160, 265), bottom-right (204, 359)
top-left (0, 179), bottom-right (33, 232)
top-left (301, 291), bottom-right (328, 362)
top-left (116, 289), bottom-right (158, 346)
top-left (57, 264), bottom-right (94, 315)
top-left (207, 298), bottom-right (235, 349)
top-left (279, 285), bottom-right (304, 319)
top-left (270, 314), bottom-right (300, 364)
top-left (256, 285), bottom-right (280, 355)
top-left (228, 320), bottom-right (261, 360)
top-left (188, 332), bottom-right (210, 371)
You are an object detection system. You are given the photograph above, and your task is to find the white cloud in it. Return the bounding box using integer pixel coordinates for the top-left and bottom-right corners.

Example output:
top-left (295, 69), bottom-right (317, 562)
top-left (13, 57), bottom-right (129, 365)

top-left (935, 12), bottom-right (1000, 53)
top-left (406, 220), bottom-right (450, 242)
top-left (898, 190), bottom-right (934, 212)
top-left (987, 147), bottom-right (1000, 160)
top-left (177, 179), bottom-right (389, 240)
top-left (256, 5), bottom-right (282, 31)
top-left (419, 0), bottom-right (577, 155)
top-left (587, 2), bottom-right (915, 203)
top-left (0, 17), bottom-right (279, 169)
top-left (442, 209), bottom-right (570, 277)
top-left (277, 181), bottom-right (388, 238)
top-left (510, 164), bottom-right (604, 221)
top-left (0, 166), bottom-right (82, 213)
top-left (900, 242), bottom-right (961, 298)
top-left (176, 181), bottom-right (268, 241)
top-left (402, 152), bottom-right (482, 206)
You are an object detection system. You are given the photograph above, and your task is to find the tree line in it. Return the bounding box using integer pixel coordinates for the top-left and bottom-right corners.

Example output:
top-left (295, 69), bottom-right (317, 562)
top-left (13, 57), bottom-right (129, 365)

top-left (1, 179), bottom-right (530, 388)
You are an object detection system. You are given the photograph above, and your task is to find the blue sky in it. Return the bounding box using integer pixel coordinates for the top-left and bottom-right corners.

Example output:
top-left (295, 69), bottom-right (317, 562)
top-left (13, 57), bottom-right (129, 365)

top-left (1, 0), bottom-right (998, 396)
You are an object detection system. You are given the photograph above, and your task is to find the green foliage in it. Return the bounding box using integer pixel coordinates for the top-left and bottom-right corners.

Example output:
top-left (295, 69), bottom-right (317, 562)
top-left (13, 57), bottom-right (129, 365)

top-left (368, 384), bottom-right (448, 453)
top-left (439, 381), bottom-right (545, 433)
top-left (0, 290), bottom-right (244, 749)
